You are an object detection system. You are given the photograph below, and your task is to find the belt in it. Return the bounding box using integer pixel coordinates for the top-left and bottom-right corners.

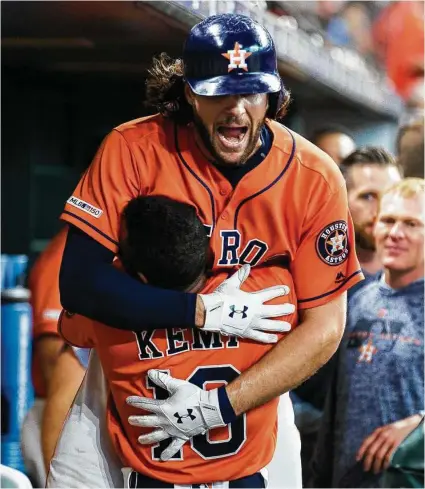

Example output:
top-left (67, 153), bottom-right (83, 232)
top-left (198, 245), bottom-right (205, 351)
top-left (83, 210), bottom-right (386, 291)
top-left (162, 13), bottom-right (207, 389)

top-left (128, 471), bottom-right (266, 488)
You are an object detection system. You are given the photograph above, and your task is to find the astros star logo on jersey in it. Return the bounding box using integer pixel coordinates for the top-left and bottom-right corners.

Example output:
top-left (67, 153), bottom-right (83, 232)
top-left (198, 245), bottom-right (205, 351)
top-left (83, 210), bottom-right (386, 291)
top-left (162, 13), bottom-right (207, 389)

top-left (316, 220), bottom-right (349, 266)
top-left (328, 231), bottom-right (345, 254)
top-left (358, 340), bottom-right (377, 363)
top-left (222, 42), bottom-right (252, 72)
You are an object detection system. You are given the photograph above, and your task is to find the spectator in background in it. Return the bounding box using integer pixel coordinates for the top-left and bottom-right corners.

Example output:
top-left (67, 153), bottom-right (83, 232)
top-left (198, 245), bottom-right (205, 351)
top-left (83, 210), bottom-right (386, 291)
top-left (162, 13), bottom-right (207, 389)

top-left (315, 1), bottom-right (345, 31)
top-left (291, 146), bottom-right (401, 485)
top-left (20, 229), bottom-right (67, 487)
top-left (312, 178), bottom-right (424, 488)
top-left (310, 125), bottom-right (356, 166)
top-left (373, 1), bottom-right (424, 104)
top-left (397, 116), bottom-right (424, 179)
top-left (326, 1), bottom-right (373, 58)
top-left (339, 147), bottom-right (402, 297)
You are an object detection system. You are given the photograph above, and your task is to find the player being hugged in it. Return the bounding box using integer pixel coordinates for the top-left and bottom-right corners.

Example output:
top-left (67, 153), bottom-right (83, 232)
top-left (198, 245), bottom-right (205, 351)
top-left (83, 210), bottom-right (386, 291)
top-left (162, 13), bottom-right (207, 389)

top-left (60, 195), bottom-right (295, 486)
top-left (58, 12), bottom-right (363, 489)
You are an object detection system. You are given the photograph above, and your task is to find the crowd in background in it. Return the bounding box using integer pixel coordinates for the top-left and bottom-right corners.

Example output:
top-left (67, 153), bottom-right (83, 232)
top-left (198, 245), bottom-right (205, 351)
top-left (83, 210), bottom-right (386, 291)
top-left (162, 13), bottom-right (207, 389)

top-left (292, 118), bottom-right (424, 488)
top-left (259, 1), bottom-right (424, 106)
top-left (18, 111), bottom-right (424, 488)
top-left (2, 1), bottom-right (424, 488)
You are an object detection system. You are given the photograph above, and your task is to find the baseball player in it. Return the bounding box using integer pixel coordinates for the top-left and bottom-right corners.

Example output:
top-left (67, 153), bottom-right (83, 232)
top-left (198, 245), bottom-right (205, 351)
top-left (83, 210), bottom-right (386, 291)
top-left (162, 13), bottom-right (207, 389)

top-left (58, 195), bottom-right (296, 487)
top-left (58, 12), bottom-right (363, 487)
top-left (21, 229), bottom-right (67, 487)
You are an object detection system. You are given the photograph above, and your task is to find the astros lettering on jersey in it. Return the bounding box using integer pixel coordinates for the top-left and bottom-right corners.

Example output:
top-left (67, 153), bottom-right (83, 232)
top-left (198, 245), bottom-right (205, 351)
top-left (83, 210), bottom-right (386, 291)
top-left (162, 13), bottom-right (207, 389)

top-left (61, 115), bottom-right (363, 310)
top-left (60, 113), bottom-right (363, 482)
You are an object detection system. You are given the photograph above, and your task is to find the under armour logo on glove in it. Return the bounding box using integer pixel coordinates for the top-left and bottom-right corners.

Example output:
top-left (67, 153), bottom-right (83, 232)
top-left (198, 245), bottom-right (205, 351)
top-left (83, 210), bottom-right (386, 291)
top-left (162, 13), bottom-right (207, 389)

top-left (199, 264), bottom-right (295, 343)
top-left (229, 305), bottom-right (248, 319)
top-left (127, 370), bottom-right (226, 461)
top-left (174, 409), bottom-right (196, 424)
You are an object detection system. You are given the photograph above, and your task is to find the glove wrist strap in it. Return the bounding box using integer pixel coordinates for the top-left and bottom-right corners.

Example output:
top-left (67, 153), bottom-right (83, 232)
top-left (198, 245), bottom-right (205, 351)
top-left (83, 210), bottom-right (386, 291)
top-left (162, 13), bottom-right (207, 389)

top-left (199, 294), bottom-right (222, 332)
top-left (217, 386), bottom-right (237, 425)
top-left (199, 389), bottom-right (226, 428)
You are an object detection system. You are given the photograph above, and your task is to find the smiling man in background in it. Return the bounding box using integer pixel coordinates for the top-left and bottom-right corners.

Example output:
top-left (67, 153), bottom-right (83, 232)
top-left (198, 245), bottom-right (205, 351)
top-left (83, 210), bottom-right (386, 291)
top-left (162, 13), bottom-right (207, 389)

top-left (312, 178), bottom-right (425, 488)
top-left (291, 146), bottom-right (401, 485)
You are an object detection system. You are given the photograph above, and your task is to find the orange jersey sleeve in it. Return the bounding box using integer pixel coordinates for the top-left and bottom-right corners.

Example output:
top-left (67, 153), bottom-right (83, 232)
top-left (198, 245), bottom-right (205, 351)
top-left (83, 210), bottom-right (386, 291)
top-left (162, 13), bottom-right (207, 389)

top-left (28, 228), bottom-right (67, 397)
top-left (28, 227), bottom-right (67, 339)
top-left (291, 179), bottom-right (362, 309)
top-left (60, 127), bottom-right (142, 253)
top-left (58, 310), bottom-right (96, 349)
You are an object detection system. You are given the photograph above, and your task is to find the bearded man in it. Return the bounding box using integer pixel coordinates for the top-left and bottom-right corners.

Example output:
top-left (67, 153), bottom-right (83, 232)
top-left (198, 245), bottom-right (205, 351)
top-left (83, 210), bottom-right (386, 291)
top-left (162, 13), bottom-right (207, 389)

top-left (340, 147), bottom-right (402, 296)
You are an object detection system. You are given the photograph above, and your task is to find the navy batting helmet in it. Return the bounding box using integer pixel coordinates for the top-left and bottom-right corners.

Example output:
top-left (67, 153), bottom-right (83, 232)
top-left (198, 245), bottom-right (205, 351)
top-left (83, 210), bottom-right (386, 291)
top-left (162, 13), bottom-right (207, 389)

top-left (183, 13), bottom-right (282, 97)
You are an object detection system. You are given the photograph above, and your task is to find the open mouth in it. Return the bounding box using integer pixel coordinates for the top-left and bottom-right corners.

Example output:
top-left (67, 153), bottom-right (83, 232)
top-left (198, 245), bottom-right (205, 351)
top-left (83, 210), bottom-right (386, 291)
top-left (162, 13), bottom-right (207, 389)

top-left (217, 125), bottom-right (248, 149)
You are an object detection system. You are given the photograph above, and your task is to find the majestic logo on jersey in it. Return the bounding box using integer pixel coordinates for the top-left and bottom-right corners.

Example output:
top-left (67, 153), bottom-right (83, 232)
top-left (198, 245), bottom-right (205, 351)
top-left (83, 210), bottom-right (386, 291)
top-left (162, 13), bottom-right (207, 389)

top-left (229, 305), bottom-right (248, 319)
top-left (222, 42), bottom-right (252, 72)
top-left (316, 220), bottom-right (349, 266)
top-left (67, 196), bottom-right (103, 218)
top-left (174, 409), bottom-right (196, 423)
top-left (335, 272), bottom-right (346, 284)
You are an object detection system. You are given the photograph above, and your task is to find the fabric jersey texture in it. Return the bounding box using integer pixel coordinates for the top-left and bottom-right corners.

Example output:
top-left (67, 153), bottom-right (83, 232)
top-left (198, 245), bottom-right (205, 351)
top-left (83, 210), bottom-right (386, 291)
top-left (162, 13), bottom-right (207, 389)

top-left (60, 266), bottom-right (298, 484)
top-left (28, 227), bottom-right (67, 397)
top-left (58, 113), bottom-right (363, 483)
top-left (316, 276), bottom-right (424, 488)
top-left (60, 114), bottom-right (363, 311)
top-left (293, 268), bottom-right (380, 413)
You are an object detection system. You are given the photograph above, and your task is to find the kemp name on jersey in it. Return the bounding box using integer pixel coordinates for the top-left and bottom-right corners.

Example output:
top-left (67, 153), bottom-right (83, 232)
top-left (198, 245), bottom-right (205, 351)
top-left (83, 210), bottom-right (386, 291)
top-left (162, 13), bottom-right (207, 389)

top-left (134, 327), bottom-right (240, 361)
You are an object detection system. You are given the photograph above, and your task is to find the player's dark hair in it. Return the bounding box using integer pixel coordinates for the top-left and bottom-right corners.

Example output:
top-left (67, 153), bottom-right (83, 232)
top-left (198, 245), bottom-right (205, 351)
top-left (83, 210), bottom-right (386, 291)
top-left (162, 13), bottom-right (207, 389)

top-left (145, 53), bottom-right (193, 124)
top-left (398, 133), bottom-right (424, 178)
top-left (119, 196), bottom-right (209, 290)
top-left (310, 124), bottom-right (354, 145)
top-left (145, 53), bottom-right (291, 123)
top-left (396, 119), bottom-right (424, 178)
top-left (340, 146), bottom-right (401, 186)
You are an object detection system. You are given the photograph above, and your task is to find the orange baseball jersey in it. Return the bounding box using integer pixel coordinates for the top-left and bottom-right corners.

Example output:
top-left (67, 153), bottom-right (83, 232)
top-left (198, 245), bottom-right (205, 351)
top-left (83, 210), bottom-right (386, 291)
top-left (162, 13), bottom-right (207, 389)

top-left (61, 115), bottom-right (363, 308)
top-left (59, 265), bottom-right (298, 483)
top-left (28, 227), bottom-right (67, 398)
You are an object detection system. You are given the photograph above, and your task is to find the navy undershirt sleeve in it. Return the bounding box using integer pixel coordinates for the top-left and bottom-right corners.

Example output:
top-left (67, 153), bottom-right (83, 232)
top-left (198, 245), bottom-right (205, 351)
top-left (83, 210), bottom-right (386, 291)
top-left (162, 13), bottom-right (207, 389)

top-left (59, 226), bottom-right (197, 331)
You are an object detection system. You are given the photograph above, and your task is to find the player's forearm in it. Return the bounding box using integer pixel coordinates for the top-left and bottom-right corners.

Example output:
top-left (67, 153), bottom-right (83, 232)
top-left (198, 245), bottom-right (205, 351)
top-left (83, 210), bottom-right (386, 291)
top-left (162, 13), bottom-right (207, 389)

top-left (60, 226), bottom-right (197, 331)
top-left (226, 295), bottom-right (346, 416)
top-left (34, 336), bottom-right (64, 391)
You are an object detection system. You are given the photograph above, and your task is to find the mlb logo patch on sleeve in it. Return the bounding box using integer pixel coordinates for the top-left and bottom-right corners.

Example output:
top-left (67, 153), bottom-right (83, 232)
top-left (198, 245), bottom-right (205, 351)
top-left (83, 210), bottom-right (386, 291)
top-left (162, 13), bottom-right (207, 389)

top-left (67, 196), bottom-right (103, 218)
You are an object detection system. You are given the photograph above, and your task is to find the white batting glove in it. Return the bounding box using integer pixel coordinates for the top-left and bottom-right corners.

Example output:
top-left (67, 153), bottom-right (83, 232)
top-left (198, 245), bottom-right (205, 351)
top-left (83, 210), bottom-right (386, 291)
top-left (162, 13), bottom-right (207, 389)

top-left (199, 264), bottom-right (295, 343)
top-left (127, 370), bottom-right (225, 461)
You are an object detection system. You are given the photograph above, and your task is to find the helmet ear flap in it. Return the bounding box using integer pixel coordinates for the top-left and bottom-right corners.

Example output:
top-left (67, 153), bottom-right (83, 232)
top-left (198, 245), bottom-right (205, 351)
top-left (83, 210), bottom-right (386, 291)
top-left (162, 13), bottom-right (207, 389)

top-left (267, 86), bottom-right (287, 120)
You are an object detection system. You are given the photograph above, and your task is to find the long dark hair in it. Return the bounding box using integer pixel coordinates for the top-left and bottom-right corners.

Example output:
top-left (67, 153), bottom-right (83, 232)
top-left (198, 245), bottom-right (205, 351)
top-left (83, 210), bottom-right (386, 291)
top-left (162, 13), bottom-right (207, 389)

top-left (145, 52), bottom-right (291, 124)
